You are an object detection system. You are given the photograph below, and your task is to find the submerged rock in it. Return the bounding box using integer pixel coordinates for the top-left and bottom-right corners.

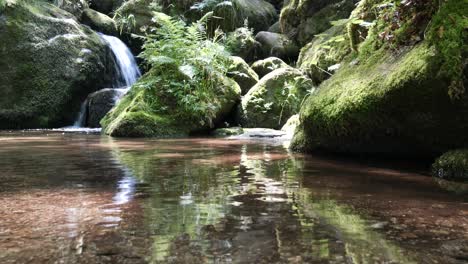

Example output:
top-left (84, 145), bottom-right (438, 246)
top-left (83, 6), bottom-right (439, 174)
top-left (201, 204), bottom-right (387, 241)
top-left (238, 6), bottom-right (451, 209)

top-left (0, 1), bottom-right (114, 128)
top-left (240, 68), bottom-right (314, 129)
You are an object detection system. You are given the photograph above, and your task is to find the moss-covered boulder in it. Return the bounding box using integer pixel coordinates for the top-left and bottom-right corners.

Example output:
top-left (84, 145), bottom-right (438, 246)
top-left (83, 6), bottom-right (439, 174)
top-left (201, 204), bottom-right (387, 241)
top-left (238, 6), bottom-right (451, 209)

top-left (225, 27), bottom-right (260, 62)
top-left (251, 57), bottom-right (290, 78)
top-left (81, 8), bottom-right (117, 36)
top-left (433, 150), bottom-right (468, 183)
top-left (227, 57), bottom-right (259, 95)
top-left (0, 0), bottom-right (114, 128)
top-left (292, 0), bottom-right (468, 156)
top-left (51, 0), bottom-right (89, 18)
top-left (114, 0), bottom-right (160, 35)
top-left (255, 31), bottom-right (299, 61)
top-left (297, 19), bottom-right (351, 85)
top-left (101, 70), bottom-right (241, 137)
top-left (280, 0), bottom-right (358, 46)
top-left (240, 68), bottom-right (314, 129)
top-left (202, 0), bottom-right (277, 33)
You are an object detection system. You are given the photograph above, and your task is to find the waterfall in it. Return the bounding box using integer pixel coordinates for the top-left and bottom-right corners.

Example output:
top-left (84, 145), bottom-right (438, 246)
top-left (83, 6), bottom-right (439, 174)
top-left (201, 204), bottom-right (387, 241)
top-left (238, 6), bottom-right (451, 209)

top-left (72, 33), bottom-right (141, 128)
top-left (100, 34), bottom-right (141, 88)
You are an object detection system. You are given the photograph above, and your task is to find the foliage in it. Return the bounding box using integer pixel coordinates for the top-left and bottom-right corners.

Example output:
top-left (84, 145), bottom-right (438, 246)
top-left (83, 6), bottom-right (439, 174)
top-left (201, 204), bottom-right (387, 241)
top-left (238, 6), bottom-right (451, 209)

top-left (138, 13), bottom-right (232, 127)
top-left (426, 0), bottom-right (467, 99)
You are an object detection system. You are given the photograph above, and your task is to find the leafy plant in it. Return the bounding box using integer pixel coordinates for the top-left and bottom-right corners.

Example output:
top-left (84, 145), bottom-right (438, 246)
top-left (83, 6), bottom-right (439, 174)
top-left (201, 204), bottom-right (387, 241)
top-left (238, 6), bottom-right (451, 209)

top-left (138, 13), bottom-right (232, 127)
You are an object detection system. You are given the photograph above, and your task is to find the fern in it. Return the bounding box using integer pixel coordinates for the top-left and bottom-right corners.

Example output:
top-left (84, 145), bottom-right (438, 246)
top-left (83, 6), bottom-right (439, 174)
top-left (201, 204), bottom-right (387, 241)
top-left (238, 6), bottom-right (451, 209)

top-left (139, 13), bottom-right (231, 127)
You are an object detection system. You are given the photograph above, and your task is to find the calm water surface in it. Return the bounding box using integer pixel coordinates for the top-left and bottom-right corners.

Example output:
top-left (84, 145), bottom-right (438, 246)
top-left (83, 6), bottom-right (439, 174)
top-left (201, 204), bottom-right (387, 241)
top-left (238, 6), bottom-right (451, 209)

top-left (0, 131), bottom-right (466, 264)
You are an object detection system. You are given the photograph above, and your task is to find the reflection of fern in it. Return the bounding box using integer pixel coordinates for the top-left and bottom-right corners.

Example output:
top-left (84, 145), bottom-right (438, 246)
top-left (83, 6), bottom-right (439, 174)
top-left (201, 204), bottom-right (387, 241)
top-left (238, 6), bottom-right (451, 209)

top-left (140, 14), bottom-right (231, 127)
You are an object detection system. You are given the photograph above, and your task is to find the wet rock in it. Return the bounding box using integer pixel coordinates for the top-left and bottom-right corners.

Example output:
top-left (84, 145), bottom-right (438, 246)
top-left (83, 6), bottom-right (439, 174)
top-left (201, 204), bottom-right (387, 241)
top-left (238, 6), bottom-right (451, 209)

top-left (0, 1), bottom-right (114, 128)
top-left (213, 127), bottom-right (244, 137)
top-left (441, 240), bottom-right (468, 261)
top-left (87, 88), bottom-right (127, 128)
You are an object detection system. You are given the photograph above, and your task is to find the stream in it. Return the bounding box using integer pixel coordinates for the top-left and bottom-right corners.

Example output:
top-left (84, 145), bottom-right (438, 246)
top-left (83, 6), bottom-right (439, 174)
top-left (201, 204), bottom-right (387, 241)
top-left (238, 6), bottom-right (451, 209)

top-left (0, 131), bottom-right (466, 263)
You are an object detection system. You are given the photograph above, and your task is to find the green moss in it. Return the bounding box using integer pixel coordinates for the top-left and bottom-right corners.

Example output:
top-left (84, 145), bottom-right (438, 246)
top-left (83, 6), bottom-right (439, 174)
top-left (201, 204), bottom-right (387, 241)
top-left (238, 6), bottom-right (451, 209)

top-left (0, 0), bottom-right (111, 128)
top-left (280, 0), bottom-right (357, 45)
top-left (298, 20), bottom-right (351, 84)
top-left (241, 68), bottom-right (314, 129)
top-left (426, 0), bottom-right (467, 99)
top-left (432, 149), bottom-right (468, 182)
top-left (292, 40), bottom-right (468, 155)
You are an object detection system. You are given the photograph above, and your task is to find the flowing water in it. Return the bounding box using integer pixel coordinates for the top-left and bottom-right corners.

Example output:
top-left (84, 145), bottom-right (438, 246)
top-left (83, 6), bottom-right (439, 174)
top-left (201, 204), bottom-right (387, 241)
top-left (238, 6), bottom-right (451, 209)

top-left (0, 131), bottom-right (467, 264)
top-left (72, 34), bottom-right (141, 128)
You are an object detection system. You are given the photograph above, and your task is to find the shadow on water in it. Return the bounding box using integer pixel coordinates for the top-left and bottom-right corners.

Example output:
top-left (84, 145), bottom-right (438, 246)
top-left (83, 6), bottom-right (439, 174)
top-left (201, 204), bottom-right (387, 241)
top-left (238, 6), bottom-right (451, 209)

top-left (0, 131), bottom-right (466, 263)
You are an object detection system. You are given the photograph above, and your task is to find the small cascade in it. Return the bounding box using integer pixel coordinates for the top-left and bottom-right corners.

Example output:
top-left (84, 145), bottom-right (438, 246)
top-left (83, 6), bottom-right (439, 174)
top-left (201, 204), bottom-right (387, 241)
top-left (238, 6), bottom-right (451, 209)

top-left (72, 33), bottom-right (141, 128)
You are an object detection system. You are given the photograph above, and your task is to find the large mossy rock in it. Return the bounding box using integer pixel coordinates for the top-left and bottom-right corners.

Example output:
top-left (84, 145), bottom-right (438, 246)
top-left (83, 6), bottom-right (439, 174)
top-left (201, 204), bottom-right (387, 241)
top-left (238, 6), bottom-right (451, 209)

top-left (255, 31), bottom-right (299, 61)
top-left (101, 70), bottom-right (241, 137)
top-left (251, 57), bottom-right (290, 78)
top-left (81, 8), bottom-right (117, 36)
top-left (225, 27), bottom-right (260, 63)
top-left (291, 0), bottom-right (468, 156)
top-left (51, 0), bottom-right (89, 18)
top-left (205, 0), bottom-right (278, 33)
top-left (240, 68), bottom-right (313, 129)
top-left (297, 19), bottom-right (351, 85)
top-left (293, 43), bottom-right (468, 155)
top-left (432, 150), bottom-right (468, 183)
top-left (280, 0), bottom-right (358, 46)
top-left (227, 57), bottom-right (259, 95)
top-left (0, 0), bottom-right (114, 128)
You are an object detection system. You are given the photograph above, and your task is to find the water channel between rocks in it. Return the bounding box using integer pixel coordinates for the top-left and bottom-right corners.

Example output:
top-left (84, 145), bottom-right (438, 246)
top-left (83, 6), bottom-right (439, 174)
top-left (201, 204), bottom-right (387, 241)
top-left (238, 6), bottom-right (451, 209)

top-left (0, 131), bottom-right (466, 264)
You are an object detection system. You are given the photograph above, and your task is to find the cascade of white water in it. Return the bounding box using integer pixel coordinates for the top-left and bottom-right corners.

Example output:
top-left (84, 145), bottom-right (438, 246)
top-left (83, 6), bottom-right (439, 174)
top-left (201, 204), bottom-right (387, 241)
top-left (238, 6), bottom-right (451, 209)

top-left (72, 33), bottom-right (141, 127)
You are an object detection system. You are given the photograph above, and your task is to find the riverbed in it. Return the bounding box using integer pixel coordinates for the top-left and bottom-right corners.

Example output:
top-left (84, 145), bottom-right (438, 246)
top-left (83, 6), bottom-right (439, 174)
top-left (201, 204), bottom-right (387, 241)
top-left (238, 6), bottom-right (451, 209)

top-left (0, 131), bottom-right (466, 263)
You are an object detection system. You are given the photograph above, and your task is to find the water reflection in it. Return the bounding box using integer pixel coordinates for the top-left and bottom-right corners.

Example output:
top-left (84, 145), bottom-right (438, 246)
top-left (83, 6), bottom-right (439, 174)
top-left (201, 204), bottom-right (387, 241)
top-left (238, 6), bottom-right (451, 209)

top-left (0, 132), bottom-right (466, 263)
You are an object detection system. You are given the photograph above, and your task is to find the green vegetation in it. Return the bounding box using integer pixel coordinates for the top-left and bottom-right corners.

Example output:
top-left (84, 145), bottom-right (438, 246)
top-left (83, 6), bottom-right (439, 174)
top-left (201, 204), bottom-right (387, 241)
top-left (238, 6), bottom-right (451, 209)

top-left (292, 0), bottom-right (468, 156)
top-left (433, 149), bottom-right (468, 182)
top-left (101, 13), bottom-right (241, 136)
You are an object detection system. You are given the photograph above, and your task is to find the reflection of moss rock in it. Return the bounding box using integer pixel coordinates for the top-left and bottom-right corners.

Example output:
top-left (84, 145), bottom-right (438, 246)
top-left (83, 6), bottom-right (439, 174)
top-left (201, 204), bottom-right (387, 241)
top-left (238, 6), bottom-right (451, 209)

top-left (240, 68), bottom-right (313, 129)
top-left (292, 0), bottom-right (468, 156)
top-left (227, 57), bottom-right (259, 95)
top-left (0, 1), bottom-right (114, 128)
top-left (297, 20), bottom-right (350, 85)
top-left (280, 0), bottom-right (358, 45)
top-left (251, 57), bottom-right (290, 78)
top-left (433, 150), bottom-right (468, 183)
top-left (102, 70), bottom-right (241, 137)
top-left (81, 8), bottom-right (117, 36)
